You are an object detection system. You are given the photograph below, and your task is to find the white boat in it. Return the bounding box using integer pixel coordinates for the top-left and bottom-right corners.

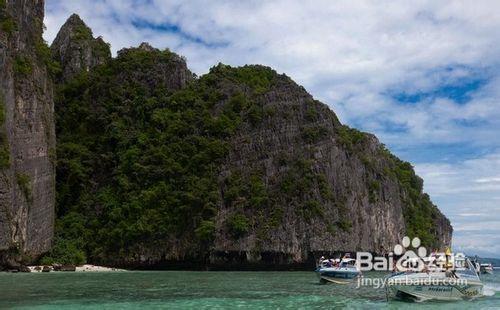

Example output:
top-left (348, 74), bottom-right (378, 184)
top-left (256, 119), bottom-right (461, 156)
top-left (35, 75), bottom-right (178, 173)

top-left (386, 254), bottom-right (483, 301)
top-left (480, 263), bottom-right (494, 275)
top-left (315, 257), bottom-right (361, 284)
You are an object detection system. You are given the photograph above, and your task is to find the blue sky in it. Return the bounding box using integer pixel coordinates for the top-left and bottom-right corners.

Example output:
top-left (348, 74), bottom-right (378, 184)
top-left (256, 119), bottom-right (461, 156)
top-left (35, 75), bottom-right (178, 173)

top-left (44, 0), bottom-right (500, 258)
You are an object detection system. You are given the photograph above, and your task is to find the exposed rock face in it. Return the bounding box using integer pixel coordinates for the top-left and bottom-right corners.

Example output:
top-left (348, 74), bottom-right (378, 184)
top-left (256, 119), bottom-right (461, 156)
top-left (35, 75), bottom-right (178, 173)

top-left (49, 16), bottom-right (451, 269)
top-left (211, 68), bottom-right (452, 266)
top-left (52, 45), bottom-right (451, 269)
top-left (0, 0), bottom-right (55, 267)
top-left (50, 14), bottom-right (111, 82)
top-left (116, 42), bottom-right (194, 90)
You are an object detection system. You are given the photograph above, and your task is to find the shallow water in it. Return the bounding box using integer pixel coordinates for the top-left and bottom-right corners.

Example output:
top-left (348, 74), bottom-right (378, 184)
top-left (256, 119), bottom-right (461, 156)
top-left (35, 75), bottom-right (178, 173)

top-left (0, 270), bottom-right (498, 309)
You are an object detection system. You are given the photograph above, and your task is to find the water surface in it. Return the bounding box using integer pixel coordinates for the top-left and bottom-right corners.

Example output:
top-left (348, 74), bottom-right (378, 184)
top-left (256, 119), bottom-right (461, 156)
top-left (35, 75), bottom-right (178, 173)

top-left (0, 271), bottom-right (499, 309)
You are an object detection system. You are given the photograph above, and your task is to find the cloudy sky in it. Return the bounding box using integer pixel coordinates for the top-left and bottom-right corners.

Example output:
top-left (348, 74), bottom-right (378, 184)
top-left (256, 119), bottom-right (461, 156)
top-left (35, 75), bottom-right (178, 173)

top-left (44, 0), bottom-right (500, 258)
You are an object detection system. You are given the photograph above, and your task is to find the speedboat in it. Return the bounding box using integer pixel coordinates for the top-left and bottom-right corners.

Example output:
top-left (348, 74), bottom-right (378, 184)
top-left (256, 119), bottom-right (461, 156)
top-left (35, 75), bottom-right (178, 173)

top-left (386, 254), bottom-right (483, 301)
top-left (315, 257), bottom-right (361, 284)
top-left (480, 263), bottom-right (494, 275)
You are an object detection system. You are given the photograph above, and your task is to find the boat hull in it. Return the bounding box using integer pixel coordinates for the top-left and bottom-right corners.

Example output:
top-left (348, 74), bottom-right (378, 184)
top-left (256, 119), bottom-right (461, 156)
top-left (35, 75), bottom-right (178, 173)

top-left (480, 268), bottom-right (493, 275)
top-left (315, 267), bottom-right (360, 283)
top-left (480, 264), bottom-right (494, 274)
top-left (387, 274), bottom-right (483, 301)
top-left (389, 283), bottom-right (483, 301)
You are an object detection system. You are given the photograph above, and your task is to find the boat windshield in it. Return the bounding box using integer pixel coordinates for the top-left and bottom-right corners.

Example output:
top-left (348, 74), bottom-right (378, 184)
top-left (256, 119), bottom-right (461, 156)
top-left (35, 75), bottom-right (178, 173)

top-left (340, 259), bottom-right (356, 268)
top-left (455, 258), bottom-right (480, 278)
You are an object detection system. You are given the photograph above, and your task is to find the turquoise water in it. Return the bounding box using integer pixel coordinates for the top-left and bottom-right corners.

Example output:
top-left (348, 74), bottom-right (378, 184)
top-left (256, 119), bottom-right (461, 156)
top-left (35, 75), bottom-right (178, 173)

top-left (0, 271), bottom-right (499, 309)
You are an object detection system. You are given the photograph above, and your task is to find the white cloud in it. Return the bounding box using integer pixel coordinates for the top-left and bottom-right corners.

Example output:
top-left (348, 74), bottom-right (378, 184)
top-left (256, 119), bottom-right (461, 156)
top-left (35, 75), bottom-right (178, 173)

top-left (415, 152), bottom-right (500, 256)
top-left (44, 0), bottom-right (500, 256)
top-left (475, 177), bottom-right (500, 183)
top-left (416, 152), bottom-right (500, 197)
top-left (457, 213), bottom-right (488, 217)
top-left (453, 231), bottom-right (500, 257)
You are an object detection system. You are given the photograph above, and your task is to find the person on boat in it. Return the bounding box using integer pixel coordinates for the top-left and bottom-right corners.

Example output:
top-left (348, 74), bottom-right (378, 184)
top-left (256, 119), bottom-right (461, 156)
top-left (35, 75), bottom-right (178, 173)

top-left (444, 247), bottom-right (454, 275)
top-left (422, 261), bottom-right (430, 274)
top-left (319, 256), bottom-right (325, 267)
top-left (325, 259), bottom-right (332, 268)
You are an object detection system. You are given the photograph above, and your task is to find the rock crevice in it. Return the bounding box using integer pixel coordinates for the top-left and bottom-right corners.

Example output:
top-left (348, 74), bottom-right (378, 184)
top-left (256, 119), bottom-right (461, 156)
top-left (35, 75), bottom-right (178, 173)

top-left (0, 0), bottom-right (55, 268)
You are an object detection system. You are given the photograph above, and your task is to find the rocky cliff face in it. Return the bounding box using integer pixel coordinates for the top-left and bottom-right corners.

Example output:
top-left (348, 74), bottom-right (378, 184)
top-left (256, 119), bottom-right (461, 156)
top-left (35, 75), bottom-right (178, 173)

top-left (214, 72), bottom-right (404, 258)
top-left (211, 66), bottom-right (452, 267)
top-left (116, 42), bottom-right (194, 91)
top-left (50, 14), bottom-right (452, 268)
top-left (0, 0), bottom-right (55, 268)
top-left (0, 3), bottom-right (452, 270)
top-left (50, 14), bottom-right (111, 82)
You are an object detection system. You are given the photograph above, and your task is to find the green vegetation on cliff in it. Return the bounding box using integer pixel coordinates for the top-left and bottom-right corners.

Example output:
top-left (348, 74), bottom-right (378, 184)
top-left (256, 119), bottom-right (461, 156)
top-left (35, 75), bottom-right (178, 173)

top-left (379, 146), bottom-right (443, 247)
top-left (0, 0), bottom-right (16, 36)
top-left (50, 49), bottom-right (277, 264)
top-left (13, 56), bottom-right (32, 75)
top-left (334, 125), bottom-right (445, 248)
top-left (46, 43), bottom-right (448, 265)
top-left (35, 39), bottom-right (61, 77)
top-left (16, 173), bottom-right (32, 206)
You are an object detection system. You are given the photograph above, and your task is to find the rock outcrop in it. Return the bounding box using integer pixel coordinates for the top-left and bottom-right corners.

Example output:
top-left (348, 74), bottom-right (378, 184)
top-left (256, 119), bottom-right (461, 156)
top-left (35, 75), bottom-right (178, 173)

top-left (211, 66), bottom-right (452, 267)
top-left (0, 4), bottom-right (453, 270)
top-left (51, 20), bottom-right (452, 268)
top-left (115, 42), bottom-right (194, 90)
top-left (0, 0), bottom-right (55, 268)
top-left (50, 14), bottom-right (111, 82)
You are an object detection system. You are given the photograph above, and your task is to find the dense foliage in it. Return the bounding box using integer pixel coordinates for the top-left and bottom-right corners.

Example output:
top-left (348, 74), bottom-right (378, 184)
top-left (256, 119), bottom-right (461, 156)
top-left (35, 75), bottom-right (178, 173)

top-left (46, 45), bottom-right (444, 264)
top-left (70, 22), bottom-right (111, 60)
top-left (13, 56), bottom-right (32, 75)
top-left (35, 39), bottom-right (61, 77)
top-left (48, 49), bottom-right (278, 264)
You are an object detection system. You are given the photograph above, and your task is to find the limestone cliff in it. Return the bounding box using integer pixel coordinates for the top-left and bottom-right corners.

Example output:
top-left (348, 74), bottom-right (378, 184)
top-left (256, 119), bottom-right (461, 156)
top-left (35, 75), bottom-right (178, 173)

top-left (50, 17), bottom-right (452, 268)
top-left (50, 14), bottom-right (110, 82)
top-left (211, 66), bottom-right (452, 267)
top-left (0, 3), bottom-right (453, 270)
top-left (0, 0), bottom-right (55, 268)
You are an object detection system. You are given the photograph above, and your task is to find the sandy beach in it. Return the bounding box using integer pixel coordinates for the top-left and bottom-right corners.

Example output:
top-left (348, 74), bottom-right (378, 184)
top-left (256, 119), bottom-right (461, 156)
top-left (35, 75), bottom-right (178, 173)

top-left (28, 264), bottom-right (125, 272)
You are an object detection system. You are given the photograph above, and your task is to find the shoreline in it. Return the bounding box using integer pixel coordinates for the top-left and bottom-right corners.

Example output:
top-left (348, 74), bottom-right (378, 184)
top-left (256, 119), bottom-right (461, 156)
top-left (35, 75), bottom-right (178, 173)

top-left (26, 264), bottom-right (126, 273)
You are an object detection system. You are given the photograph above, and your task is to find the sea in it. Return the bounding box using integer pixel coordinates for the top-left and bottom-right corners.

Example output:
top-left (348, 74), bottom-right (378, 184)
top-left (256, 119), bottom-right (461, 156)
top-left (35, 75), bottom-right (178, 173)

top-left (0, 270), bottom-right (499, 309)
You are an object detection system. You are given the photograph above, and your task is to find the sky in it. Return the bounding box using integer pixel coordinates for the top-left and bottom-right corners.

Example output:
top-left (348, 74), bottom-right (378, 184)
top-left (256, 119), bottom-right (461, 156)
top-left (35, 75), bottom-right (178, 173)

top-left (44, 0), bottom-right (500, 258)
